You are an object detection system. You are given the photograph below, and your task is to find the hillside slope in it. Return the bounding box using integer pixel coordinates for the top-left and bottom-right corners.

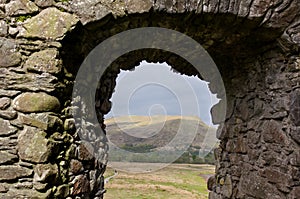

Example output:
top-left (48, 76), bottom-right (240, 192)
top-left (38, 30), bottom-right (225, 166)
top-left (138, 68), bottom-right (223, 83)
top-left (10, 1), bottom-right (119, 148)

top-left (105, 115), bottom-right (218, 163)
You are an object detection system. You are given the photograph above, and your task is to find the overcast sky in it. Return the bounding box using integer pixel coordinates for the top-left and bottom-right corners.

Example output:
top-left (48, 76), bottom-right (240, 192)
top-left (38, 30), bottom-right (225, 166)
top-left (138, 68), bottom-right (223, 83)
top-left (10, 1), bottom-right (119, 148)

top-left (105, 61), bottom-right (219, 126)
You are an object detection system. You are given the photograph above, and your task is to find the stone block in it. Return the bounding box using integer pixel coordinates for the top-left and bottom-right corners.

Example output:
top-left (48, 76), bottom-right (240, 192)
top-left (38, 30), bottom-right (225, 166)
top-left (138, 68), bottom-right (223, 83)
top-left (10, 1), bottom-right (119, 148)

top-left (0, 38), bottom-right (22, 67)
top-left (0, 151), bottom-right (18, 165)
top-left (5, 0), bottom-right (38, 16)
top-left (18, 7), bottom-right (79, 40)
top-left (13, 92), bottom-right (60, 113)
top-left (33, 163), bottom-right (58, 183)
top-left (0, 166), bottom-right (32, 181)
top-left (0, 118), bottom-right (17, 136)
top-left (17, 127), bottom-right (54, 163)
top-left (24, 49), bottom-right (62, 74)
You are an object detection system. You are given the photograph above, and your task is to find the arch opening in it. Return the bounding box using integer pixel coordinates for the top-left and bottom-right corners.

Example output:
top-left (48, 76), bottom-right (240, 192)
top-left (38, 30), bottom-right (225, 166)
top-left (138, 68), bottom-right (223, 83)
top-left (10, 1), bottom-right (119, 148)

top-left (60, 10), bottom-right (289, 199)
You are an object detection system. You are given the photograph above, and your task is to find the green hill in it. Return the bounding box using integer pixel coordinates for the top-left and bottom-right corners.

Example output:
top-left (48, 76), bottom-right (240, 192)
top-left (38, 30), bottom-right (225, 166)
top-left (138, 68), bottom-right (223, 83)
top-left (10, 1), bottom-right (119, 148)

top-left (105, 115), bottom-right (218, 164)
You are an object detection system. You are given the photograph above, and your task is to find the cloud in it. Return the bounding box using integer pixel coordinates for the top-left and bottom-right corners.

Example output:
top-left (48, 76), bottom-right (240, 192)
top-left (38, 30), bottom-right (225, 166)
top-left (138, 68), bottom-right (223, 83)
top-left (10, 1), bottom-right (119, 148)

top-left (106, 61), bottom-right (219, 125)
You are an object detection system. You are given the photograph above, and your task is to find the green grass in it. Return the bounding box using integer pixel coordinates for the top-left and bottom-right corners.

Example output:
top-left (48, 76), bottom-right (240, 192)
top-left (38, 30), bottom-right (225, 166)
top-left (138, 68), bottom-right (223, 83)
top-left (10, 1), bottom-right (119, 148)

top-left (104, 163), bottom-right (215, 199)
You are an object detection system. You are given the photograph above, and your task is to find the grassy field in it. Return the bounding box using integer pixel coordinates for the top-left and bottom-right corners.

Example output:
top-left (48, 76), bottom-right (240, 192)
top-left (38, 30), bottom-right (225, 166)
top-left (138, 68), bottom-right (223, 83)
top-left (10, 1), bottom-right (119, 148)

top-left (104, 163), bottom-right (215, 199)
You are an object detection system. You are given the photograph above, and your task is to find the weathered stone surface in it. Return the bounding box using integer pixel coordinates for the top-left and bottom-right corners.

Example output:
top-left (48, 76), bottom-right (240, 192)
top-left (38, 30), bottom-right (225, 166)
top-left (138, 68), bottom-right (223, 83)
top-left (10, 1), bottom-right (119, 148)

top-left (34, 0), bottom-right (54, 8)
top-left (238, 172), bottom-right (284, 199)
top-left (0, 90), bottom-right (20, 98)
top-left (0, 137), bottom-right (18, 150)
top-left (0, 109), bottom-right (17, 120)
top-left (260, 167), bottom-right (292, 188)
top-left (24, 49), bottom-right (62, 74)
top-left (0, 97), bottom-right (10, 110)
top-left (0, 38), bottom-right (22, 67)
top-left (70, 0), bottom-right (112, 25)
top-left (0, 166), bottom-right (32, 181)
top-left (0, 151), bottom-right (18, 165)
top-left (262, 120), bottom-right (289, 145)
top-left (72, 175), bottom-right (90, 195)
top-left (0, 184), bottom-right (7, 193)
top-left (18, 7), bottom-right (79, 40)
top-left (5, 0), bottom-right (38, 16)
top-left (290, 150), bottom-right (300, 166)
top-left (13, 92), bottom-right (60, 113)
top-left (0, 69), bottom-right (58, 93)
top-left (0, 188), bottom-right (51, 198)
top-left (0, 20), bottom-right (8, 37)
top-left (78, 142), bottom-right (94, 161)
top-left (19, 113), bottom-right (63, 131)
top-left (226, 136), bottom-right (247, 153)
top-left (126, 0), bottom-right (152, 14)
top-left (33, 163), bottom-right (58, 183)
top-left (0, 118), bottom-right (17, 136)
top-left (221, 175), bottom-right (233, 198)
top-left (18, 127), bottom-right (54, 163)
top-left (290, 89), bottom-right (300, 126)
top-left (290, 186), bottom-right (300, 199)
top-left (33, 181), bottom-right (48, 191)
top-left (70, 159), bottom-right (83, 174)
top-left (291, 127), bottom-right (300, 144)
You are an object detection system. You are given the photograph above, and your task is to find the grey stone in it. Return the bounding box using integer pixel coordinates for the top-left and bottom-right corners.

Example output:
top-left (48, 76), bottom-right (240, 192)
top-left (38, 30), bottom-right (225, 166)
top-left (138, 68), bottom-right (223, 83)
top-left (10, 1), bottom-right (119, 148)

top-left (291, 127), bottom-right (300, 144)
top-left (238, 172), bottom-right (284, 199)
top-left (33, 181), bottom-right (48, 191)
top-left (0, 188), bottom-right (51, 198)
top-left (0, 151), bottom-right (18, 165)
top-left (13, 92), bottom-right (60, 113)
top-left (0, 38), bottom-right (22, 67)
top-left (33, 163), bottom-right (58, 183)
top-left (19, 113), bottom-right (63, 131)
top-left (0, 69), bottom-right (58, 93)
top-left (0, 165), bottom-right (32, 181)
top-left (18, 7), bottom-right (79, 40)
top-left (0, 89), bottom-right (20, 98)
top-left (290, 89), bottom-right (300, 126)
top-left (0, 109), bottom-right (17, 120)
top-left (70, 0), bottom-right (112, 25)
top-left (13, 181), bottom-right (33, 189)
top-left (5, 0), bottom-right (38, 16)
top-left (262, 120), bottom-right (289, 145)
top-left (290, 186), bottom-right (300, 199)
top-left (221, 175), bottom-right (233, 198)
top-left (0, 97), bottom-right (10, 110)
top-left (290, 150), bottom-right (300, 166)
top-left (126, 0), bottom-right (152, 14)
top-left (0, 118), bottom-right (17, 136)
top-left (0, 137), bottom-right (17, 150)
top-left (0, 20), bottom-right (8, 36)
top-left (8, 27), bottom-right (19, 36)
top-left (260, 167), bottom-right (292, 188)
top-left (24, 49), bottom-right (62, 74)
top-left (0, 184), bottom-right (7, 193)
top-left (17, 127), bottom-right (54, 163)
top-left (34, 0), bottom-right (54, 8)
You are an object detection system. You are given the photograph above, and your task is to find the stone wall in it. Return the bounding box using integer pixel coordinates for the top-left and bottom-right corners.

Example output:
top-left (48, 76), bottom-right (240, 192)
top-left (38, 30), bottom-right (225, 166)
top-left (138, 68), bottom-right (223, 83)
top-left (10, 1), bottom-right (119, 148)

top-left (0, 0), bottom-right (299, 198)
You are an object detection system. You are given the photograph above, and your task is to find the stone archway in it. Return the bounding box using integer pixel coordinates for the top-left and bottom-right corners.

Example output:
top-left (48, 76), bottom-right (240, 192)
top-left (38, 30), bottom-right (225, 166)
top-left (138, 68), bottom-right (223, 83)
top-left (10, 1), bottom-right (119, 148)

top-left (0, 0), bottom-right (299, 198)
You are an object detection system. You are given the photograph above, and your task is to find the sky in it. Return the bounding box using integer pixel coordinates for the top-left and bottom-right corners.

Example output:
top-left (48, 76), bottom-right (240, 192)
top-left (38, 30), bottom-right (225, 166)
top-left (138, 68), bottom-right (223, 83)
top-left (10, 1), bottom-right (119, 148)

top-left (105, 61), bottom-right (219, 126)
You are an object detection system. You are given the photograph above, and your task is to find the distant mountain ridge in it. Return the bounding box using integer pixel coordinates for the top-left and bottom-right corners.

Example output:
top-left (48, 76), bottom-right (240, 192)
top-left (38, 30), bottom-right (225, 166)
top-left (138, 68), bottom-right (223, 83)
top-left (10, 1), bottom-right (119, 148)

top-left (105, 115), bottom-right (218, 164)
